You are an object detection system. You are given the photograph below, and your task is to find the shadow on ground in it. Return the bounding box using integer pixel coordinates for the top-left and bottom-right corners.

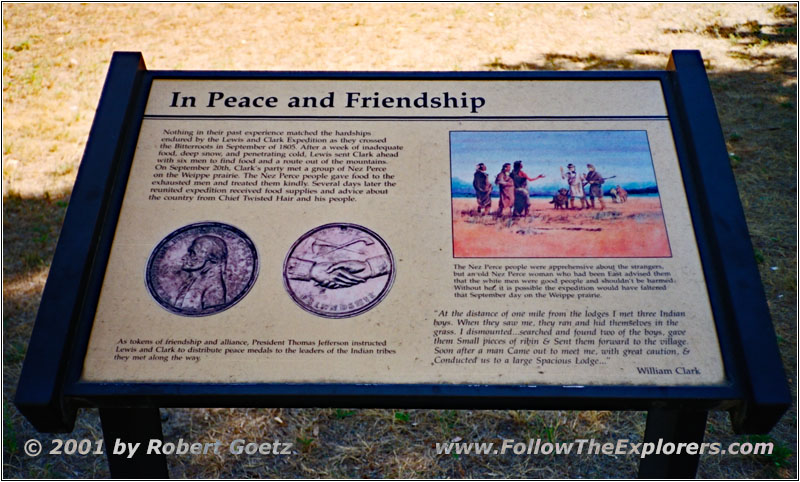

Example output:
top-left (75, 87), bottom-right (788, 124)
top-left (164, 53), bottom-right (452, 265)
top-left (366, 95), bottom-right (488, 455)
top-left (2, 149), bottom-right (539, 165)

top-left (665, 6), bottom-right (797, 48)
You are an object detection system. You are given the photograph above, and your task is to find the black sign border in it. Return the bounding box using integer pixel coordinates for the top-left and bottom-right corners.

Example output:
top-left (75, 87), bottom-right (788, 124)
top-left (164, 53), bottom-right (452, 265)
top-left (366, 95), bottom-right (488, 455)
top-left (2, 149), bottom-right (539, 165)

top-left (15, 51), bottom-right (788, 437)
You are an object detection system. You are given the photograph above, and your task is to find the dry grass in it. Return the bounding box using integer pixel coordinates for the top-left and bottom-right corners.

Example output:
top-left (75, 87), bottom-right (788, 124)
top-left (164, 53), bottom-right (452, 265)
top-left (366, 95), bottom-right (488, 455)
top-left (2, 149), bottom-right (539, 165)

top-left (3, 3), bottom-right (796, 478)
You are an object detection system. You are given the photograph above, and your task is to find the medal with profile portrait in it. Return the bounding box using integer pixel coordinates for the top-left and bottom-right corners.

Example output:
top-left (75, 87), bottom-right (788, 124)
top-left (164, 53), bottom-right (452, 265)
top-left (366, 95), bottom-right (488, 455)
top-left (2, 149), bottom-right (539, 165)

top-left (145, 222), bottom-right (258, 316)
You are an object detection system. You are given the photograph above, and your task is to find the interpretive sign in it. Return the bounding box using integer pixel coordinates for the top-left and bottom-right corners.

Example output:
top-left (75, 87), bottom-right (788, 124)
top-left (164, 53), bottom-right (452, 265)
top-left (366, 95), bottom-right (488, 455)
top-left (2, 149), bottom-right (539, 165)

top-left (16, 52), bottom-right (788, 479)
top-left (82, 77), bottom-right (723, 386)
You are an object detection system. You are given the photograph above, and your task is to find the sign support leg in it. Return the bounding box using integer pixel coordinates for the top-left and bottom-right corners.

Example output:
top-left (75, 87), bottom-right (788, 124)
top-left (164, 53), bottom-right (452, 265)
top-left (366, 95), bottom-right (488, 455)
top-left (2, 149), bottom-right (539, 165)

top-left (637, 408), bottom-right (707, 478)
top-left (100, 407), bottom-right (169, 478)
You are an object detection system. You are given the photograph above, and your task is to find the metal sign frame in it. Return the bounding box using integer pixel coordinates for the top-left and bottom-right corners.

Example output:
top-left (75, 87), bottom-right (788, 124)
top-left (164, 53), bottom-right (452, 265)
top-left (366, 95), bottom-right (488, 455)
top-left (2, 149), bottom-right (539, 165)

top-left (15, 50), bottom-right (789, 478)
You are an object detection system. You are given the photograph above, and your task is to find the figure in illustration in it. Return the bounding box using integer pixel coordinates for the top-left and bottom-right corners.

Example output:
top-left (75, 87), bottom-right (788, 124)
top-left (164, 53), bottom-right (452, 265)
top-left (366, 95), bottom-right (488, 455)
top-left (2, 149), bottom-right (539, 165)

top-left (174, 235), bottom-right (228, 312)
top-left (560, 163), bottom-right (587, 210)
top-left (494, 163), bottom-right (514, 217)
top-left (472, 163), bottom-right (492, 214)
top-left (584, 163), bottom-right (605, 210)
top-left (510, 160), bottom-right (545, 217)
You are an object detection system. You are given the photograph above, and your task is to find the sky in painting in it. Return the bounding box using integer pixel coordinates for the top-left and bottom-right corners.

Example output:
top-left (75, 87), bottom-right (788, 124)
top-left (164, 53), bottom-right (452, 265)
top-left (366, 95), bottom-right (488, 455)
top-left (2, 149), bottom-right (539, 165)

top-left (450, 130), bottom-right (658, 191)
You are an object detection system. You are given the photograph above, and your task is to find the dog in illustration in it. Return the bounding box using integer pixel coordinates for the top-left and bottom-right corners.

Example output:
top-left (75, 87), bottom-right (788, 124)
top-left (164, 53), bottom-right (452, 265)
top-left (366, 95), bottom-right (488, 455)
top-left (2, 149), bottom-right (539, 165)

top-left (549, 188), bottom-right (569, 210)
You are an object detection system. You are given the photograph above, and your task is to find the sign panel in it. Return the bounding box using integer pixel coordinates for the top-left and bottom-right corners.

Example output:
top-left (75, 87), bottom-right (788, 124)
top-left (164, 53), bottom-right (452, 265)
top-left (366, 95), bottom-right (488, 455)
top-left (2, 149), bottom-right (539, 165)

top-left (81, 79), bottom-right (724, 385)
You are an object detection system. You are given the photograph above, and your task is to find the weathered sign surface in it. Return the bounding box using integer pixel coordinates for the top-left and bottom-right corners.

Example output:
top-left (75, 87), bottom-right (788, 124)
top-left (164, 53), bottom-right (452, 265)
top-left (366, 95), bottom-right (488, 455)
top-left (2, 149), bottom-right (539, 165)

top-left (81, 78), bottom-right (725, 386)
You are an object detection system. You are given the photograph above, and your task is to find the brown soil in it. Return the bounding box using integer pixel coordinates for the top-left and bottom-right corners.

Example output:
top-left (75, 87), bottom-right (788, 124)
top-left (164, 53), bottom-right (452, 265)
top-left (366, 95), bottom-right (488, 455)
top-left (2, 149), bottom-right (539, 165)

top-left (453, 197), bottom-right (670, 258)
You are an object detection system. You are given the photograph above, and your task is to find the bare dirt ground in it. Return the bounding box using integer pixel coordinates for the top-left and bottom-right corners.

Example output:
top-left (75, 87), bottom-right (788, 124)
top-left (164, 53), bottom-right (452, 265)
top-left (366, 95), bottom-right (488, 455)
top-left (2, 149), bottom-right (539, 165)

top-left (453, 197), bottom-right (671, 258)
top-left (3, 3), bottom-right (796, 478)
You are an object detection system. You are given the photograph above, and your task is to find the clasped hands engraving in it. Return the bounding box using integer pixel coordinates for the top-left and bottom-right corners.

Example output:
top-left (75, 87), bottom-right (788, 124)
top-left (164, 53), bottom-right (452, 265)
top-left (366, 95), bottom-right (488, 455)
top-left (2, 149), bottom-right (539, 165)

top-left (301, 236), bottom-right (384, 290)
top-left (310, 259), bottom-right (373, 289)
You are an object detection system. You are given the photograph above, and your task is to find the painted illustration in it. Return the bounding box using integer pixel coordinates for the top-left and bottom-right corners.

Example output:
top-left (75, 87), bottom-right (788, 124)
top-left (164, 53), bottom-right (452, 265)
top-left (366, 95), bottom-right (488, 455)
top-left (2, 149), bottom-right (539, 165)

top-left (283, 223), bottom-right (395, 318)
top-left (146, 222), bottom-right (259, 316)
top-left (451, 131), bottom-right (671, 258)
